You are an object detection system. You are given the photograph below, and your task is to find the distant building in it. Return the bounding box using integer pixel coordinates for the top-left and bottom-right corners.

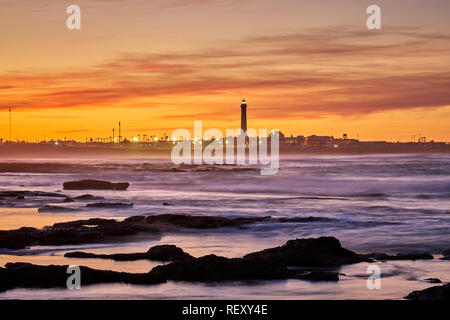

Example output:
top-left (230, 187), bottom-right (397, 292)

top-left (284, 135), bottom-right (296, 145)
top-left (241, 99), bottom-right (247, 134)
top-left (284, 135), bottom-right (306, 146)
top-left (307, 135), bottom-right (334, 147)
top-left (296, 135), bottom-right (306, 145)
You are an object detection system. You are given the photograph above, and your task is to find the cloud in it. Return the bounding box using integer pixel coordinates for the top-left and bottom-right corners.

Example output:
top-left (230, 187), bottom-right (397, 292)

top-left (0, 26), bottom-right (449, 119)
top-left (1, 0), bottom-right (255, 12)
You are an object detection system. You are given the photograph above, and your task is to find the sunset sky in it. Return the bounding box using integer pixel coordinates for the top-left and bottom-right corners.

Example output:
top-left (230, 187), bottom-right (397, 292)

top-left (0, 0), bottom-right (449, 142)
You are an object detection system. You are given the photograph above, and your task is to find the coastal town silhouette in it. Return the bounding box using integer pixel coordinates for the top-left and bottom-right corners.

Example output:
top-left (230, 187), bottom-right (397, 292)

top-left (2, 100), bottom-right (449, 154)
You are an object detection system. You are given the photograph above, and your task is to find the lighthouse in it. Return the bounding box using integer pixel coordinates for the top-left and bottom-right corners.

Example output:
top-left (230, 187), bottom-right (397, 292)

top-left (240, 99), bottom-right (247, 134)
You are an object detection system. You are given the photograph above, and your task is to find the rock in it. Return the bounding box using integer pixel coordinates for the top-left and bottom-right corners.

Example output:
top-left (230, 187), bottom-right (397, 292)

top-left (442, 248), bottom-right (450, 257)
top-left (0, 262), bottom-right (165, 292)
top-left (149, 254), bottom-right (289, 281)
top-left (362, 252), bottom-right (434, 261)
top-left (63, 180), bottom-right (129, 191)
top-left (51, 218), bottom-right (118, 228)
top-left (148, 238), bottom-right (361, 281)
top-left (0, 214), bottom-right (269, 249)
top-left (146, 245), bottom-right (193, 261)
top-left (0, 191), bottom-right (66, 198)
top-left (124, 214), bottom-right (270, 229)
top-left (0, 227), bottom-right (39, 249)
top-left (73, 194), bottom-right (105, 200)
top-left (424, 278), bottom-right (442, 283)
top-left (16, 195), bottom-right (25, 200)
top-left (360, 252), bottom-right (392, 261)
top-left (0, 238), bottom-right (363, 291)
top-left (395, 253), bottom-right (434, 260)
top-left (64, 251), bottom-right (148, 261)
top-left (37, 205), bottom-right (77, 213)
top-left (0, 215), bottom-right (365, 250)
top-left (244, 237), bottom-right (365, 266)
top-left (63, 197), bottom-right (74, 203)
top-left (405, 283), bottom-right (450, 300)
top-left (0, 257), bottom-right (340, 292)
top-left (272, 217), bottom-right (333, 223)
top-left (148, 245), bottom-right (344, 282)
top-left (86, 203), bottom-right (133, 208)
top-left (0, 257), bottom-right (330, 292)
top-left (290, 270), bottom-right (339, 282)
top-left (0, 218), bottom-right (160, 249)
top-left (65, 245), bottom-right (193, 262)
top-left (162, 202), bottom-right (172, 206)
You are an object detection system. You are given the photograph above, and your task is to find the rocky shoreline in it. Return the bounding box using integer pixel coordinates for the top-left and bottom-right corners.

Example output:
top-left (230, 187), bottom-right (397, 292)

top-left (65, 244), bottom-right (193, 261)
top-left (0, 237), bottom-right (359, 292)
top-left (0, 212), bottom-right (337, 249)
top-left (405, 283), bottom-right (450, 300)
top-left (0, 188), bottom-right (448, 299)
top-left (1, 236), bottom-right (447, 298)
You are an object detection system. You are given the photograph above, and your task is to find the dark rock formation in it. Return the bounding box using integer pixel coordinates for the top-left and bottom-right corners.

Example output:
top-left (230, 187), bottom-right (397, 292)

top-left (442, 248), bottom-right (450, 257)
top-left (64, 238), bottom-right (357, 282)
top-left (86, 202), bottom-right (133, 208)
top-left (65, 245), bottom-right (193, 262)
top-left (147, 245), bottom-right (193, 261)
top-left (63, 197), bottom-right (74, 203)
top-left (73, 194), bottom-right (105, 201)
top-left (290, 270), bottom-right (340, 282)
top-left (0, 262), bottom-right (165, 292)
top-left (390, 253), bottom-right (434, 260)
top-left (148, 239), bottom-right (350, 282)
top-left (0, 214), bottom-right (269, 249)
top-left (148, 254), bottom-right (289, 281)
top-left (424, 278), bottom-right (442, 283)
top-left (0, 227), bottom-right (39, 249)
top-left (272, 217), bottom-right (333, 223)
top-left (244, 237), bottom-right (365, 266)
top-left (0, 191), bottom-right (65, 198)
top-left (67, 238), bottom-right (357, 283)
top-left (148, 237), bottom-right (360, 281)
top-left (405, 283), bottom-right (450, 300)
top-left (0, 217), bottom-right (160, 249)
top-left (124, 214), bottom-right (269, 229)
top-left (38, 205), bottom-right (77, 213)
top-left (361, 252), bottom-right (434, 261)
top-left (0, 214), bottom-right (366, 253)
top-left (0, 257), bottom-right (338, 292)
top-left (64, 251), bottom-right (148, 261)
top-left (63, 180), bottom-right (129, 191)
top-left (0, 237), bottom-right (366, 291)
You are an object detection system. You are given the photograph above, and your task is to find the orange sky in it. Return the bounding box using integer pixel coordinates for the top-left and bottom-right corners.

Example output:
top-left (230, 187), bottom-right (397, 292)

top-left (0, 0), bottom-right (449, 142)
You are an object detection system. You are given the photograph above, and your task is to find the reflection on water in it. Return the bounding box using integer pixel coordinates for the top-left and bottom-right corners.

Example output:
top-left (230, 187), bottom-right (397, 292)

top-left (0, 208), bottom-right (86, 229)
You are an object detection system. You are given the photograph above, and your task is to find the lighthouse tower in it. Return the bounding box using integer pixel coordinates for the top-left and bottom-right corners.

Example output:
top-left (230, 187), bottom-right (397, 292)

top-left (240, 99), bottom-right (247, 134)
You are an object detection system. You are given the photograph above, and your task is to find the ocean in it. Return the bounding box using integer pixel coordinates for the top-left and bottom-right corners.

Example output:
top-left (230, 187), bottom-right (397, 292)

top-left (0, 154), bottom-right (449, 299)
